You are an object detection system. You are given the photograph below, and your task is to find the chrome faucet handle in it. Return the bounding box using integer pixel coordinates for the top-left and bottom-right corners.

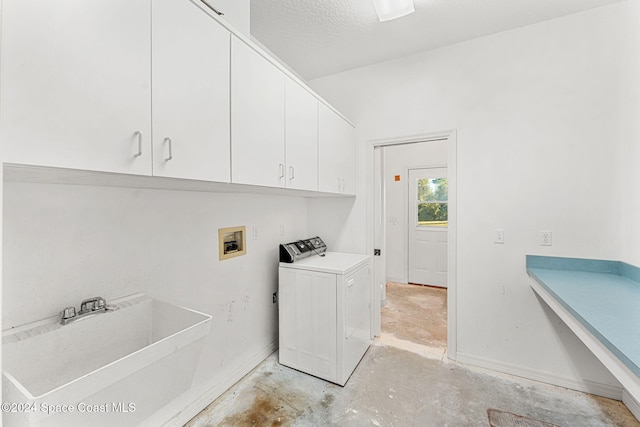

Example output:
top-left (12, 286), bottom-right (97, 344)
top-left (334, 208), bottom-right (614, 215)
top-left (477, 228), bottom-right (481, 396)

top-left (61, 306), bottom-right (76, 319)
top-left (60, 307), bottom-right (77, 325)
top-left (80, 296), bottom-right (106, 313)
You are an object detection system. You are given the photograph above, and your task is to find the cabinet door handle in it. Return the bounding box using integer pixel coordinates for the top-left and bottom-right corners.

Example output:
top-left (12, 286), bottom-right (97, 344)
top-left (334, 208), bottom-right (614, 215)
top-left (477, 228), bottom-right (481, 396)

top-left (200, 0), bottom-right (224, 15)
top-left (289, 166), bottom-right (295, 180)
top-left (164, 137), bottom-right (173, 161)
top-left (133, 131), bottom-right (143, 158)
top-left (279, 163), bottom-right (285, 179)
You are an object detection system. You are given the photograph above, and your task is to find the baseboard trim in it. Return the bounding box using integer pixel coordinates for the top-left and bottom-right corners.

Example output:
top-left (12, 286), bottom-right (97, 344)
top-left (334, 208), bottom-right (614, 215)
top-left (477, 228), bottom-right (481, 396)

top-left (456, 351), bottom-right (623, 400)
top-left (143, 340), bottom-right (278, 427)
top-left (623, 389), bottom-right (640, 421)
top-left (386, 276), bottom-right (406, 284)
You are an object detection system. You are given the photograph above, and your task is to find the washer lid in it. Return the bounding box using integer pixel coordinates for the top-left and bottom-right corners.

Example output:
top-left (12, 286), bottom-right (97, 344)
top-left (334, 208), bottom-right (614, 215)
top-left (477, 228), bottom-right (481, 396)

top-left (279, 252), bottom-right (369, 275)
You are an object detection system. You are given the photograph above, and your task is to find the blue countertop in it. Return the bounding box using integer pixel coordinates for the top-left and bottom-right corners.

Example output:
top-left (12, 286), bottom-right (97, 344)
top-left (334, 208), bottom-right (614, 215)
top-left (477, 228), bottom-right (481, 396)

top-left (527, 255), bottom-right (640, 379)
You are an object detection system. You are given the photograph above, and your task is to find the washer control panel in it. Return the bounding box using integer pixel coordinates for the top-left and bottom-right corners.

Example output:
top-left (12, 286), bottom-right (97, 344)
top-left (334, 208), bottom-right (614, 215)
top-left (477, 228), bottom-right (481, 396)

top-left (279, 236), bottom-right (327, 263)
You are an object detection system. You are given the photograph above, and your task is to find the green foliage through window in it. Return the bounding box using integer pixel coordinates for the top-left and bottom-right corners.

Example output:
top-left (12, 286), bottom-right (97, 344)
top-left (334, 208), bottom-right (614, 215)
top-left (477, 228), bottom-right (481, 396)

top-left (417, 177), bottom-right (448, 226)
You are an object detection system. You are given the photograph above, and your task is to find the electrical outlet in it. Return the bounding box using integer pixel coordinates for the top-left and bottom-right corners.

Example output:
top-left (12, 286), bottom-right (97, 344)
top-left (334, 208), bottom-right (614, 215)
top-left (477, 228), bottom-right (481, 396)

top-left (540, 231), bottom-right (552, 246)
top-left (272, 292), bottom-right (277, 304)
top-left (493, 229), bottom-right (505, 244)
top-left (279, 224), bottom-right (285, 236)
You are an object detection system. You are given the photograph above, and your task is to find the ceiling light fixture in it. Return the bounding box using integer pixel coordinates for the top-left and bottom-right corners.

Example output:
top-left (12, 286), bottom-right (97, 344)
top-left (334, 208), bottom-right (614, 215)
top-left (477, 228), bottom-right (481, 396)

top-left (372, 0), bottom-right (415, 22)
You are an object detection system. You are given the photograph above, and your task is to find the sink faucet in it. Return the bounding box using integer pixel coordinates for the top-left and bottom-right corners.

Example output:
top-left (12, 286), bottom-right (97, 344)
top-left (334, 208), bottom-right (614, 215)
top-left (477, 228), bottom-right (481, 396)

top-left (60, 296), bottom-right (107, 325)
top-left (79, 296), bottom-right (106, 314)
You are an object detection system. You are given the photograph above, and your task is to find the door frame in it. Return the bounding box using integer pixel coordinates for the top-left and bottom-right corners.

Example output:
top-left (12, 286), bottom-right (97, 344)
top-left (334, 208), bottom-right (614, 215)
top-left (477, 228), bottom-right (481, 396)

top-left (367, 130), bottom-right (458, 360)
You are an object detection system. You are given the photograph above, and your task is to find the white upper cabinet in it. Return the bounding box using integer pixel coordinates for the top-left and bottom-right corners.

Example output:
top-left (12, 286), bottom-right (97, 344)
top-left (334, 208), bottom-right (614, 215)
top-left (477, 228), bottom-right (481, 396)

top-left (231, 37), bottom-right (286, 188)
top-left (318, 103), bottom-right (356, 195)
top-left (1, 0), bottom-right (152, 175)
top-left (152, 0), bottom-right (231, 182)
top-left (285, 79), bottom-right (318, 191)
top-left (2, 0), bottom-right (356, 196)
top-left (195, 0), bottom-right (250, 36)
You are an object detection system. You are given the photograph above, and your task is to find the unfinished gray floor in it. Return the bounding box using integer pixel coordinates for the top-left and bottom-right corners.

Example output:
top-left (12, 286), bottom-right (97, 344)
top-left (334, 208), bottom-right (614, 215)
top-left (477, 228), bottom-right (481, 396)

top-left (382, 282), bottom-right (447, 349)
top-left (185, 344), bottom-right (638, 427)
top-left (185, 283), bottom-right (639, 427)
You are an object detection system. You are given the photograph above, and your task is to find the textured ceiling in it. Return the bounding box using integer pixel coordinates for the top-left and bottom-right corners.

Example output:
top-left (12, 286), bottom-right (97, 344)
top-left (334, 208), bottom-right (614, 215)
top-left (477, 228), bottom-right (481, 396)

top-left (250, 0), bottom-right (623, 81)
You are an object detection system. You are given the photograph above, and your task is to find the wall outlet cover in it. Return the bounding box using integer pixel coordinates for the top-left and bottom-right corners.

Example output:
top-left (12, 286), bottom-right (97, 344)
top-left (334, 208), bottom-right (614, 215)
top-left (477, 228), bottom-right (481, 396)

top-left (540, 231), bottom-right (552, 246)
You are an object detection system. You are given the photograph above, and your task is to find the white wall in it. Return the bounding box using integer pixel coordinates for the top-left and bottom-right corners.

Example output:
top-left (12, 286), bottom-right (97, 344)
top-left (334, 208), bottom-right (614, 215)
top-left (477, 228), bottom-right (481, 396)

top-left (2, 181), bottom-right (308, 420)
top-left (310, 4), bottom-right (626, 396)
top-left (306, 196), bottom-right (359, 253)
top-left (622, 0), bottom-right (640, 266)
top-left (383, 141), bottom-right (448, 283)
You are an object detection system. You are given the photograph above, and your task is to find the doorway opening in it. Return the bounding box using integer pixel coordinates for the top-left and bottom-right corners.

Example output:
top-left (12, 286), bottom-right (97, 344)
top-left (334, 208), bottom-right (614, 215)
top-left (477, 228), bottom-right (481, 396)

top-left (369, 131), bottom-right (457, 359)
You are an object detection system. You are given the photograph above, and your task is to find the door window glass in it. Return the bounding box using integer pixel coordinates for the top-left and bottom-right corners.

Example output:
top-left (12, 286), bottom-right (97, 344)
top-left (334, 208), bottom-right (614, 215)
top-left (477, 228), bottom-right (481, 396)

top-left (417, 177), bottom-right (448, 227)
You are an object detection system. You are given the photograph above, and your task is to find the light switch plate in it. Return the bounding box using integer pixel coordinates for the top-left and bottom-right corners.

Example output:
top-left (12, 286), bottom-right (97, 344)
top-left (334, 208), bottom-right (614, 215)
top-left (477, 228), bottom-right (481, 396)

top-left (493, 229), bottom-right (505, 244)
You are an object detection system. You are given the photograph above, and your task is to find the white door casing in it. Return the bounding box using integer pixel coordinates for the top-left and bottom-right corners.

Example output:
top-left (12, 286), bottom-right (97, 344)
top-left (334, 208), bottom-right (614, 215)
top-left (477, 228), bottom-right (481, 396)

top-left (408, 168), bottom-right (448, 287)
top-left (372, 147), bottom-right (385, 336)
top-left (369, 130), bottom-right (457, 359)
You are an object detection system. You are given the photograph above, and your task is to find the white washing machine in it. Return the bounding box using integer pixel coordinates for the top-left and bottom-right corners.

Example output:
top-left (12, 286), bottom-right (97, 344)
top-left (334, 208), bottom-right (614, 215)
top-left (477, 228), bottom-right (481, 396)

top-left (278, 237), bottom-right (371, 386)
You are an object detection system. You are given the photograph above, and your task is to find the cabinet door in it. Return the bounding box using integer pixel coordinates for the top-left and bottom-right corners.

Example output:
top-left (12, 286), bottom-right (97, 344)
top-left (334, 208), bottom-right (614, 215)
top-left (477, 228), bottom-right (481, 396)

top-left (285, 79), bottom-right (318, 191)
top-left (318, 103), bottom-right (356, 194)
top-left (0, 0), bottom-right (152, 175)
top-left (231, 37), bottom-right (285, 187)
top-left (152, 0), bottom-right (230, 182)
top-left (196, 0), bottom-right (250, 36)
top-left (341, 128), bottom-right (356, 194)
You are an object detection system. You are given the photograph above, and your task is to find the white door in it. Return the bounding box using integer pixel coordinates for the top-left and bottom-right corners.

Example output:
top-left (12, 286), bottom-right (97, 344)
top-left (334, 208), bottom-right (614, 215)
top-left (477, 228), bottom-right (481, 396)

top-left (152, 0), bottom-right (230, 182)
top-left (231, 37), bottom-right (285, 187)
top-left (1, 0), bottom-right (152, 175)
top-left (408, 168), bottom-right (448, 287)
top-left (285, 78), bottom-right (318, 191)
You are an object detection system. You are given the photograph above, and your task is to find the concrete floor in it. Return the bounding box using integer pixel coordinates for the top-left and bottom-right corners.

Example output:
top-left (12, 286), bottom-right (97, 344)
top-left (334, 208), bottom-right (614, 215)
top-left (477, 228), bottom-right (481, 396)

top-left (382, 282), bottom-right (447, 349)
top-left (185, 283), bottom-right (639, 427)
